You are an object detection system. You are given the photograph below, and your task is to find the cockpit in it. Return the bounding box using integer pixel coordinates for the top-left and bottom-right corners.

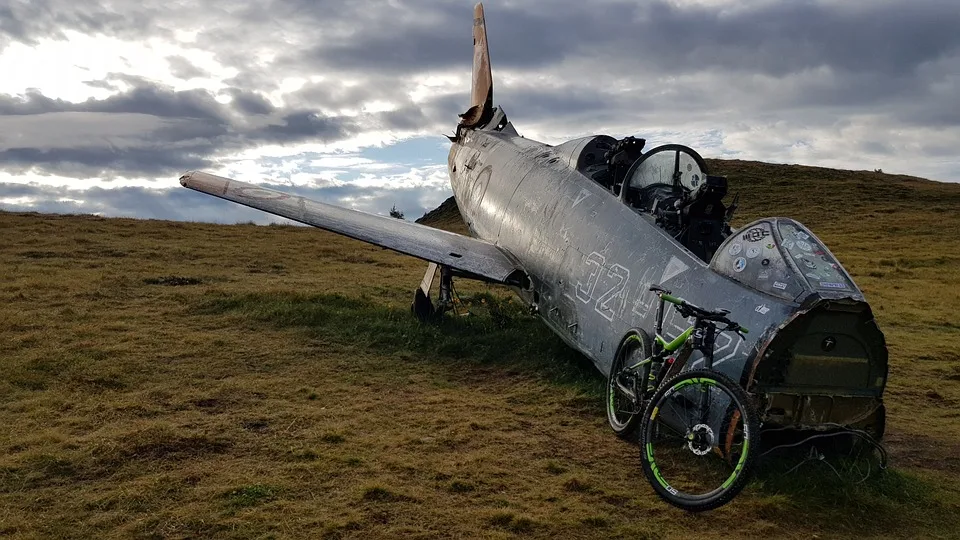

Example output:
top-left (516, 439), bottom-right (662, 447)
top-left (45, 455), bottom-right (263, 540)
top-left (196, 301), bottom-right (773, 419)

top-left (570, 136), bottom-right (733, 262)
top-left (554, 134), bottom-right (863, 306)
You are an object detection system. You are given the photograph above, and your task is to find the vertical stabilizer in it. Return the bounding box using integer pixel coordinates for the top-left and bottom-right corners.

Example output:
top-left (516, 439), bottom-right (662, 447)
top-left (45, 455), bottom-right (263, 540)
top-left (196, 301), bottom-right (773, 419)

top-left (458, 3), bottom-right (494, 129)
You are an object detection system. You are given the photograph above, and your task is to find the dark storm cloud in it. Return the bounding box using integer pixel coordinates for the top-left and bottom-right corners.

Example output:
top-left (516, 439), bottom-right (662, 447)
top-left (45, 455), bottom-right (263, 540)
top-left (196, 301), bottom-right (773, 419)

top-left (0, 90), bottom-right (64, 115)
top-left (226, 89), bottom-right (274, 115)
top-left (6, 1), bottom-right (959, 82)
top-left (248, 111), bottom-right (352, 143)
top-left (0, 0), bottom-right (164, 50)
top-left (234, 0), bottom-right (959, 141)
top-left (165, 55), bottom-right (207, 80)
top-left (0, 82), bottom-right (227, 120)
top-left (0, 78), bottom-right (408, 177)
top-left (607, 1), bottom-right (960, 77)
top-left (267, 0), bottom-right (960, 79)
top-left (83, 85), bottom-right (229, 121)
top-left (0, 145), bottom-right (213, 177)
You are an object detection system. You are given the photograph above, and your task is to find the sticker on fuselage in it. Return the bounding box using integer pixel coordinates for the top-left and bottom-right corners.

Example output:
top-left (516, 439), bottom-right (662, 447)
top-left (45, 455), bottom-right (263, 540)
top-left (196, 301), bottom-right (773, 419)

top-left (734, 257), bottom-right (747, 272)
top-left (742, 228), bottom-right (770, 242)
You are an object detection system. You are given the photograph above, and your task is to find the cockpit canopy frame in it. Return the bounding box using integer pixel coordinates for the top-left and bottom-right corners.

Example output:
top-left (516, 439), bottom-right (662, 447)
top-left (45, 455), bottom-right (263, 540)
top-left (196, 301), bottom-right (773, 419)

top-left (619, 144), bottom-right (710, 206)
top-left (710, 218), bottom-right (864, 304)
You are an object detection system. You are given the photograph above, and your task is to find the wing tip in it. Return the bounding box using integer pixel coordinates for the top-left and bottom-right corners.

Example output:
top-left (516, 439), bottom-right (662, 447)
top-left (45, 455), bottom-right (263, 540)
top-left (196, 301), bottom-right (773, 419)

top-left (179, 170), bottom-right (198, 187)
top-left (179, 170), bottom-right (230, 195)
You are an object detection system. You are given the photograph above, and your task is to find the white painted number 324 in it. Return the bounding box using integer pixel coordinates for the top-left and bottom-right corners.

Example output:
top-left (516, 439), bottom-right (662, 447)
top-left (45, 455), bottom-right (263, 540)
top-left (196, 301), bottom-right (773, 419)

top-left (576, 252), bottom-right (630, 321)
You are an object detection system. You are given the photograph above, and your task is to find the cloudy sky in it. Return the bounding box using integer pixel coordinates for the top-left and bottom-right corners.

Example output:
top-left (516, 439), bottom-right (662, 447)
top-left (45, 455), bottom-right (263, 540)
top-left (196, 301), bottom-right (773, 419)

top-left (1, 0), bottom-right (958, 224)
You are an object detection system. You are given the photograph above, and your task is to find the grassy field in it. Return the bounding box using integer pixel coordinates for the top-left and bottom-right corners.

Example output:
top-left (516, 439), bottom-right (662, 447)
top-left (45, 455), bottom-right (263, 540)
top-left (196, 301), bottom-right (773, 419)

top-left (2, 159), bottom-right (960, 538)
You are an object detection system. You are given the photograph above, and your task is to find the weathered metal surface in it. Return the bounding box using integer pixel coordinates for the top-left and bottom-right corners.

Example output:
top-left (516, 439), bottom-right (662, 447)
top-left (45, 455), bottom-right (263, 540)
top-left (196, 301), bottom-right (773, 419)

top-left (179, 171), bottom-right (522, 283)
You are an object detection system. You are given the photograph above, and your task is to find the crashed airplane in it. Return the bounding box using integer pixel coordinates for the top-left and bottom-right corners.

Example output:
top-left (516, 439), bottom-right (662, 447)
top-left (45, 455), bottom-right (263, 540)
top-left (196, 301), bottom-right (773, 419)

top-left (180, 3), bottom-right (888, 509)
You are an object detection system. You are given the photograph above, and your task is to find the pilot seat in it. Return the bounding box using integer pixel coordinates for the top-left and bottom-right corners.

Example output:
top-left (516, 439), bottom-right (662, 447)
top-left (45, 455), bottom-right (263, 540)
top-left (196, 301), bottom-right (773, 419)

top-left (619, 144), bottom-right (734, 262)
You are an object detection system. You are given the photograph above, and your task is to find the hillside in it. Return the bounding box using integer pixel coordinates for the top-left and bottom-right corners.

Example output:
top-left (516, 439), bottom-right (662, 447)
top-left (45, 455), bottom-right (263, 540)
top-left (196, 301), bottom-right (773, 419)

top-left (2, 159), bottom-right (960, 538)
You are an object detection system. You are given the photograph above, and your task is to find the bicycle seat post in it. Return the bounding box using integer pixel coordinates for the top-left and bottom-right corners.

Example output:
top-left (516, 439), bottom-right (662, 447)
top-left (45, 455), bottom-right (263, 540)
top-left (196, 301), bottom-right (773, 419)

top-left (654, 294), bottom-right (667, 346)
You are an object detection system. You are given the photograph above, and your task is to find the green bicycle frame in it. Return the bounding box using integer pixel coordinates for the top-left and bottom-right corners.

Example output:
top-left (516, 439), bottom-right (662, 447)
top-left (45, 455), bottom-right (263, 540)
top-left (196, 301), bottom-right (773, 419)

top-left (625, 292), bottom-right (693, 371)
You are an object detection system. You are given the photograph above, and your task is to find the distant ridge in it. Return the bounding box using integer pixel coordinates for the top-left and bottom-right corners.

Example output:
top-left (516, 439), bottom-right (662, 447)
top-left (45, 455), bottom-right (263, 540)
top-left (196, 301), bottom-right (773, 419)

top-left (416, 196), bottom-right (458, 223)
top-left (415, 195), bottom-right (467, 234)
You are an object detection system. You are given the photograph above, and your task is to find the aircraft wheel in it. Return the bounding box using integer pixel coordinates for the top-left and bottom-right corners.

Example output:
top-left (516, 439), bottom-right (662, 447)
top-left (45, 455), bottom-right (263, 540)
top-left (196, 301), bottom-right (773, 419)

top-left (606, 330), bottom-right (651, 441)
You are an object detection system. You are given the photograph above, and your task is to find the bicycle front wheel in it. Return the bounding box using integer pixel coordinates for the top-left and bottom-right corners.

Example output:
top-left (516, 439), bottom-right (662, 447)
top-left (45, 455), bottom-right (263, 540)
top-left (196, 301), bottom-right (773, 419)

top-left (639, 369), bottom-right (760, 512)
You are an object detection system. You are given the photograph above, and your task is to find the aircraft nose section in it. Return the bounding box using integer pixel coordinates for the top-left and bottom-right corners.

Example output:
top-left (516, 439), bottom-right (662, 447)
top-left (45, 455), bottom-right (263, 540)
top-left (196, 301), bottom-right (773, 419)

top-left (748, 297), bottom-right (887, 437)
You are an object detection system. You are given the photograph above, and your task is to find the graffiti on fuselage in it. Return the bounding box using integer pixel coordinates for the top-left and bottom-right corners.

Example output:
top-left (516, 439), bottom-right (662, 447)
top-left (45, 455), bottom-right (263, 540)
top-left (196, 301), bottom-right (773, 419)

top-left (574, 251), bottom-right (629, 322)
top-left (575, 250), bottom-right (745, 366)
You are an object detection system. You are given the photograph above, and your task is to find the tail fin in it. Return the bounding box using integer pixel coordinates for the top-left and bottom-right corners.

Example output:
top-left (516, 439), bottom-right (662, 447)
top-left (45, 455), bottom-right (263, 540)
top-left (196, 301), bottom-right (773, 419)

top-left (458, 2), bottom-right (494, 129)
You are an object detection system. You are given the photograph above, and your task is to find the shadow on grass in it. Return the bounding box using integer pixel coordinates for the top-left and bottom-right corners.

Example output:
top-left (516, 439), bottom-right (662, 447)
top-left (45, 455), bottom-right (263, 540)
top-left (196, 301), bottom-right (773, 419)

top-left (195, 290), bottom-right (603, 396)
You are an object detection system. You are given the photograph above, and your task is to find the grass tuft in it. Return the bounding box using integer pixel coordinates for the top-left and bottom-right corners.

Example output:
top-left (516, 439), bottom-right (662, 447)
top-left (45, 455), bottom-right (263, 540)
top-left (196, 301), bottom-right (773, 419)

top-left (545, 461), bottom-right (567, 475)
top-left (319, 433), bottom-right (346, 444)
top-left (223, 484), bottom-right (277, 509)
top-left (563, 477), bottom-right (593, 493)
top-left (448, 480), bottom-right (476, 493)
top-left (361, 485), bottom-right (416, 503)
top-left (488, 511), bottom-right (537, 533)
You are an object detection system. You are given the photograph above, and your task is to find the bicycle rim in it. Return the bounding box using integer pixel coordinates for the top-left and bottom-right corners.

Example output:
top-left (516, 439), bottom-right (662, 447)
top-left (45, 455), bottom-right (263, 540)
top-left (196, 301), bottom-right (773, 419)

top-left (640, 370), bottom-right (759, 511)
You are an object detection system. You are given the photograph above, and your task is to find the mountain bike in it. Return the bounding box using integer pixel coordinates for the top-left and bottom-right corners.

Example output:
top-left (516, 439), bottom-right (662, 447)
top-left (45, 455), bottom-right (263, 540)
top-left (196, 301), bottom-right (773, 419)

top-left (606, 284), bottom-right (760, 511)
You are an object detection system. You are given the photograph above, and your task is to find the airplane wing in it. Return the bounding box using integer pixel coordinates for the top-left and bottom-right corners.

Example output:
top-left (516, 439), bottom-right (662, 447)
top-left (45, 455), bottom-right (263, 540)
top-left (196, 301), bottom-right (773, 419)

top-left (179, 171), bottom-right (523, 284)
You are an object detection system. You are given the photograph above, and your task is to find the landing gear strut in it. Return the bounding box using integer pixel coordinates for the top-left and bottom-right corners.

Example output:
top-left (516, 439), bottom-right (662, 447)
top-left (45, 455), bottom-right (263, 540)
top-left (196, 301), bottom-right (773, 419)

top-left (411, 262), bottom-right (455, 322)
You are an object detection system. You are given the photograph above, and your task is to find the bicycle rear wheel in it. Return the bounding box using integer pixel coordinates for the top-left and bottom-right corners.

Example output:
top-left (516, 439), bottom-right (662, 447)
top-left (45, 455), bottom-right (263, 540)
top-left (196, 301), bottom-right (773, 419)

top-left (639, 369), bottom-right (759, 512)
top-left (606, 331), bottom-right (652, 441)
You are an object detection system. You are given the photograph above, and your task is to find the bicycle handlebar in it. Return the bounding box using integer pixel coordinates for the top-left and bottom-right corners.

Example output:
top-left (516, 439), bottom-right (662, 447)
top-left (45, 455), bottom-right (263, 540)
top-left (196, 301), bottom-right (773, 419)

top-left (650, 284), bottom-right (749, 336)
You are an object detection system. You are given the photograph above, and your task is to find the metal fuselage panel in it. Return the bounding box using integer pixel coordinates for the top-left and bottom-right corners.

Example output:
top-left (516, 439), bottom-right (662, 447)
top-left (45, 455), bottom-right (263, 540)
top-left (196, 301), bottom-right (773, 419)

top-left (448, 126), bottom-right (792, 383)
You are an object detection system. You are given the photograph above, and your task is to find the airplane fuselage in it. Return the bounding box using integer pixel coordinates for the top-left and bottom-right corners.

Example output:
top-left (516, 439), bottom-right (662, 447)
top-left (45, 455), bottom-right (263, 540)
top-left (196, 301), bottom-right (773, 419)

top-left (448, 124), bottom-right (777, 383)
